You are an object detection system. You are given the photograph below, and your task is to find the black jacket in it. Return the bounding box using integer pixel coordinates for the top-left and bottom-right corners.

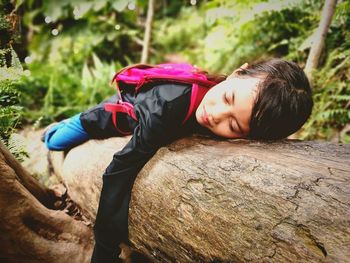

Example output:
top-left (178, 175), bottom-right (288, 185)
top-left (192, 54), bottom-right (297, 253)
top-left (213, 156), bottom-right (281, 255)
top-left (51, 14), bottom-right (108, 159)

top-left (80, 82), bottom-right (205, 262)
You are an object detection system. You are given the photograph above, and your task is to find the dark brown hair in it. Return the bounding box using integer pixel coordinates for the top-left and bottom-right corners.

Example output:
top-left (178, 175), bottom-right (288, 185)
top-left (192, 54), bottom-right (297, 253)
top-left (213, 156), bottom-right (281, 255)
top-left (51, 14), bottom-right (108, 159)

top-left (236, 58), bottom-right (313, 140)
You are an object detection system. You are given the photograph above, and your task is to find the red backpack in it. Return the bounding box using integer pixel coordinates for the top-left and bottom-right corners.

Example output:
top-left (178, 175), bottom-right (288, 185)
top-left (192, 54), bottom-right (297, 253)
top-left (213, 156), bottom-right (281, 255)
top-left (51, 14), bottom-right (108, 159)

top-left (104, 63), bottom-right (218, 135)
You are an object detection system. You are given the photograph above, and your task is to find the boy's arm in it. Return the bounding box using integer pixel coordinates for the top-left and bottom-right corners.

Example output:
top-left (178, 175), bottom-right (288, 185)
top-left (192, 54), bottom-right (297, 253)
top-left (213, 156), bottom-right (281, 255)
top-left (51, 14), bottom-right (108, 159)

top-left (44, 95), bottom-right (132, 151)
top-left (91, 84), bottom-right (192, 262)
top-left (91, 103), bottom-right (178, 263)
top-left (92, 126), bottom-right (157, 262)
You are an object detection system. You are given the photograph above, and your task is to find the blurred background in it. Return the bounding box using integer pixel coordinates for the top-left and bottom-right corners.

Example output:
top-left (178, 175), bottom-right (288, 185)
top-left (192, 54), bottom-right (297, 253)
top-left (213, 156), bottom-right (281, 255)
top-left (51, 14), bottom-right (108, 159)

top-left (1, 0), bottom-right (349, 156)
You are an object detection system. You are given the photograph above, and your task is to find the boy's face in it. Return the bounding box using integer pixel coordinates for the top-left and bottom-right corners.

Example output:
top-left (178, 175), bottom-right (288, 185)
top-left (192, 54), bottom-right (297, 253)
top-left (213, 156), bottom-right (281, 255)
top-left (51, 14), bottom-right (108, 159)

top-left (196, 70), bottom-right (260, 139)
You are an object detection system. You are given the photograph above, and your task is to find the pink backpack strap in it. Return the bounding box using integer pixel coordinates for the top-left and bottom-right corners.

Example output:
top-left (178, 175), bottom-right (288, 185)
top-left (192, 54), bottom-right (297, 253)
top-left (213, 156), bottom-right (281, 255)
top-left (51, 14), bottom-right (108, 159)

top-left (104, 101), bottom-right (137, 135)
top-left (182, 84), bottom-right (209, 125)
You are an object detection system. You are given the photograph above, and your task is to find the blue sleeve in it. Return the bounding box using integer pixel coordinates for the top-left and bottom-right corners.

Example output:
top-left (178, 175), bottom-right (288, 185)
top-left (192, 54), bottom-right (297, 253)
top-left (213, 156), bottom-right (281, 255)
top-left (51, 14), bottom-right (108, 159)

top-left (45, 113), bottom-right (90, 151)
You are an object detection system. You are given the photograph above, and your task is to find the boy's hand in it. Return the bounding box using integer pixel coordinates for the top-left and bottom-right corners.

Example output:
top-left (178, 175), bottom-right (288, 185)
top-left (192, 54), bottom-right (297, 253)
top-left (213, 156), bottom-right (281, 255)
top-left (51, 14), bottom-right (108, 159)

top-left (40, 122), bottom-right (59, 142)
top-left (40, 119), bottom-right (69, 142)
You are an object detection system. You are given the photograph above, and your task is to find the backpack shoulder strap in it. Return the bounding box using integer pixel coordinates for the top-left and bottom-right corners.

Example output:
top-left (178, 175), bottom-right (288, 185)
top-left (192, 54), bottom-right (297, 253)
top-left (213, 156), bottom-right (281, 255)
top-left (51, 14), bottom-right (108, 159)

top-left (182, 84), bottom-right (209, 125)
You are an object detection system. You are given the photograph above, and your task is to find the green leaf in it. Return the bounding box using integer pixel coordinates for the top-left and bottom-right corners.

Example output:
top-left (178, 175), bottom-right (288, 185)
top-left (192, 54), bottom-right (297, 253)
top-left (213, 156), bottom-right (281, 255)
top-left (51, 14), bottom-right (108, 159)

top-left (82, 63), bottom-right (93, 89)
top-left (267, 39), bottom-right (289, 51)
top-left (74, 2), bottom-right (94, 18)
top-left (15, 0), bottom-right (25, 10)
top-left (112, 0), bottom-right (129, 12)
top-left (92, 53), bottom-right (103, 72)
top-left (10, 48), bottom-right (23, 70)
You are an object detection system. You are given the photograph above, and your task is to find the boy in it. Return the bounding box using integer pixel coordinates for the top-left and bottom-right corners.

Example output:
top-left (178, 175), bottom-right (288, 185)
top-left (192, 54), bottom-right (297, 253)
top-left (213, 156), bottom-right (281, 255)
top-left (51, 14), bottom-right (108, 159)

top-left (43, 58), bottom-right (313, 262)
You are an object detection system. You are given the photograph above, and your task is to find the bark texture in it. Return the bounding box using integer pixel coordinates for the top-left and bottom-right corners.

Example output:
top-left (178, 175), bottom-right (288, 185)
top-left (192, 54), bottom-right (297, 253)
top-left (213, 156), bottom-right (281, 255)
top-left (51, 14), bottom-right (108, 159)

top-left (50, 135), bottom-right (350, 263)
top-left (0, 141), bottom-right (94, 263)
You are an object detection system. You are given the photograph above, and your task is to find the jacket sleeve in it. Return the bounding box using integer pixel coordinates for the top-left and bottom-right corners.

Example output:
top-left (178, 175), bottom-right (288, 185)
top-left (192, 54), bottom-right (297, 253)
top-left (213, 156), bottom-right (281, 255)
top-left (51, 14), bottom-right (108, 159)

top-left (91, 101), bottom-right (179, 263)
top-left (44, 113), bottom-right (90, 151)
top-left (80, 94), bottom-right (133, 139)
top-left (92, 128), bottom-right (156, 262)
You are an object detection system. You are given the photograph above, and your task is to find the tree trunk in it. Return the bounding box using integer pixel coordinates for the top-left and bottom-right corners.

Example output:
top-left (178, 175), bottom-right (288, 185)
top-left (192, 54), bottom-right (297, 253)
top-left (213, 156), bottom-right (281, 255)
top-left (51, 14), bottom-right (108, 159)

top-left (0, 141), bottom-right (94, 263)
top-left (140, 0), bottom-right (155, 63)
top-left (304, 0), bottom-right (338, 80)
top-left (50, 136), bottom-right (350, 263)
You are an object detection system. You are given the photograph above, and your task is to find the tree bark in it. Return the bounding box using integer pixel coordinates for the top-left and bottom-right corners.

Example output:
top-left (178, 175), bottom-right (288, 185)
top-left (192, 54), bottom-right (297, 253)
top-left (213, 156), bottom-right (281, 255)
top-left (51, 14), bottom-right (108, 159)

top-left (50, 136), bottom-right (350, 263)
top-left (140, 0), bottom-right (155, 63)
top-left (304, 0), bottom-right (338, 80)
top-left (0, 141), bottom-right (94, 263)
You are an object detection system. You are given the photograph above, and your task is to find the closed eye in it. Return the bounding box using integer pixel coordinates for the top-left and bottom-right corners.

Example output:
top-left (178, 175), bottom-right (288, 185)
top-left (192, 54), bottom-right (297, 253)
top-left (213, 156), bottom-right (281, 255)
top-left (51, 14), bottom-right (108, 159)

top-left (224, 92), bottom-right (234, 105)
top-left (223, 93), bottom-right (230, 104)
top-left (229, 118), bottom-right (236, 133)
top-left (229, 118), bottom-right (243, 135)
top-left (229, 123), bottom-right (235, 133)
top-left (225, 92), bottom-right (234, 104)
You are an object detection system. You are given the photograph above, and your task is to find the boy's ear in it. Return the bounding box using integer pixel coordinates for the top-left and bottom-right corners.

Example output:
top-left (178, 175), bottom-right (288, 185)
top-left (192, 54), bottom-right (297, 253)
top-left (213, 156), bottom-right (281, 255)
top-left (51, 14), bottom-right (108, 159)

top-left (227, 63), bottom-right (249, 79)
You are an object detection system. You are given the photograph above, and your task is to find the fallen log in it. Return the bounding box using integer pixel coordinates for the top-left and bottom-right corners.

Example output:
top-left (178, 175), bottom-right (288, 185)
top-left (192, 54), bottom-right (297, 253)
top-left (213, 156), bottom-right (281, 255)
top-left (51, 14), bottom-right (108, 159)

top-left (51, 135), bottom-right (350, 263)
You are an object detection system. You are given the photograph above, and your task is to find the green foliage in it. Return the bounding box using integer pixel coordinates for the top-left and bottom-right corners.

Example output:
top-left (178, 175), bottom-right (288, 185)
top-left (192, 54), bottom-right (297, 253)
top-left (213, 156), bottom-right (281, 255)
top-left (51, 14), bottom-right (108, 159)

top-left (21, 0), bottom-right (141, 65)
top-left (12, 0), bottom-right (350, 142)
top-left (300, 44), bottom-right (350, 142)
top-left (296, 0), bottom-right (350, 142)
top-left (153, 0), bottom-right (320, 73)
top-left (81, 53), bottom-right (118, 106)
top-left (18, 53), bottom-right (117, 126)
top-left (0, 1), bottom-right (28, 160)
top-left (16, 0), bottom-right (143, 126)
top-left (0, 80), bottom-right (20, 106)
top-left (0, 64), bottom-right (27, 160)
top-left (0, 79), bottom-right (22, 140)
